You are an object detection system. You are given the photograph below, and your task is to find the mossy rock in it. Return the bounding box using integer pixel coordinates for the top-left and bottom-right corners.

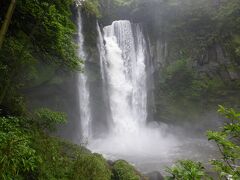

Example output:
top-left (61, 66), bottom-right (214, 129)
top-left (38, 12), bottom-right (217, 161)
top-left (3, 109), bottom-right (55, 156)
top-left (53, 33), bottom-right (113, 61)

top-left (111, 160), bottom-right (143, 180)
top-left (72, 152), bottom-right (112, 180)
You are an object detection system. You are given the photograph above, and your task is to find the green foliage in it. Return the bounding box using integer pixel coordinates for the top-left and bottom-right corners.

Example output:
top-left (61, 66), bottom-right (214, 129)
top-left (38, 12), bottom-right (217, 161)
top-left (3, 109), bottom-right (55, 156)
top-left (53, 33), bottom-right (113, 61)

top-left (81, 0), bottom-right (101, 18)
top-left (156, 57), bottom-right (226, 122)
top-left (16, 0), bottom-right (80, 70)
top-left (0, 36), bottom-right (35, 114)
top-left (0, 117), bottom-right (40, 179)
top-left (214, 0), bottom-right (240, 33)
top-left (159, 0), bottom-right (240, 62)
top-left (112, 160), bottom-right (141, 180)
top-left (72, 152), bottom-right (111, 180)
top-left (34, 108), bottom-right (67, 131)
top-left (0, 107), bottom-right (143, 179)
top-left (165, 160), bottom-right (208, 180)
top-left (32, 134), bottom-right (74, 179)
top-left (0, 114), bottom-right (116, 179)
top-left (207, 105), bottom-right (240, 179)
top-left (165, 106), bottom-right (240, 179)
top-left (192, 77), bottom-right (225, 96)
top-left (230, 35), bottom-right (240, 57)
top-left (161, 59), bottom-right (195, 98)
top-left (160, 58), bottom-right (225, 100)
top-left (164, 59), bottom-right (192, 80)
top-left (0, 0), bottom-right (81, 115)
top-left (213, 0), bottom-right (240, 62)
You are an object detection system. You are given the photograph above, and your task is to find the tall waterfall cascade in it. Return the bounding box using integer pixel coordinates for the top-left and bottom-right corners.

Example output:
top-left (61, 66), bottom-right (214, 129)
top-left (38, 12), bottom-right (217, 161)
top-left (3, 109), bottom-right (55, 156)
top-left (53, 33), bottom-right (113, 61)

top-left (102, 21), bottom-right (147, 134)
top-left (85, 20), bottom-right (179, 158)
top-left (77, 11), bottom-right (92, 140)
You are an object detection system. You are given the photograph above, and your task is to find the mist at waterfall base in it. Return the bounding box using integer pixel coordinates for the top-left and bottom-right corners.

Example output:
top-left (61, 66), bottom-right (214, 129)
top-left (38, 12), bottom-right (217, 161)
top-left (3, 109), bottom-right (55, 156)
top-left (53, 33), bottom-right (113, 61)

top-left (77, 14), bottom-right (217, 173)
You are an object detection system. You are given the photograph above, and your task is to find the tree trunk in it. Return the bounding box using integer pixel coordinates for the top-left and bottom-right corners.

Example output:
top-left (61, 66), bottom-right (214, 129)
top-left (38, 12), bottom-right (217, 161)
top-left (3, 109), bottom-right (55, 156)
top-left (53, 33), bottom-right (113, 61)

top-left (0, 0), bottom-right (16, 49)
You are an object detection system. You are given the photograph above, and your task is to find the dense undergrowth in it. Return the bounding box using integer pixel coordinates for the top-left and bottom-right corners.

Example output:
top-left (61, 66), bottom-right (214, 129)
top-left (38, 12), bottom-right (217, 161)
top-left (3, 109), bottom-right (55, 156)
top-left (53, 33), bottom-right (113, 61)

top-left (0, 110), bottom-right (144, 179)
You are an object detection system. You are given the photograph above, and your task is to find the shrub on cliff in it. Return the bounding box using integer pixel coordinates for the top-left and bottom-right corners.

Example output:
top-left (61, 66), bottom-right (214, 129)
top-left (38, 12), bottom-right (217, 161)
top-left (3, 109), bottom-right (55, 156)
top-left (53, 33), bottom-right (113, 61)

top-left (72, 152), bottom-right (112, 180)
top-left (112, 160), bottom-right (142, 180)
top-left (0, 117), bottom-right (40, 179)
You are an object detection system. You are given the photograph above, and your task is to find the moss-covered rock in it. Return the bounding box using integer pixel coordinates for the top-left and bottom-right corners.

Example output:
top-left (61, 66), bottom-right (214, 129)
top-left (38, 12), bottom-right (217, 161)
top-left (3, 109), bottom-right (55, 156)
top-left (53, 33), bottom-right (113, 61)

top-left (72, 152), bottom-right (112, 180)
top-left (111, 160), bottom-right (143, 180)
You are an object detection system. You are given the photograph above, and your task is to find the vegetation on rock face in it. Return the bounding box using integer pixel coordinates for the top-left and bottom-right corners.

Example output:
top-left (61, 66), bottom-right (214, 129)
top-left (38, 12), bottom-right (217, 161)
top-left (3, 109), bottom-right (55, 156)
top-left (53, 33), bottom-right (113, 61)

top-left (126, 0), bottom-right (240, 122)
top-left (1, 0), bottom-right (80, 69)
top-left (34, 108), bottom-right (67, 131)
top-left (72, 153), bottom-right (111, 180)
top-left (0, 0), bottom-right (81, 116)
top-left (165, 106), bottom-right (240, 179)
top-left (80, 0), bottom-right (101, 18)
top-left (112, 160), bottom-right (142, 180)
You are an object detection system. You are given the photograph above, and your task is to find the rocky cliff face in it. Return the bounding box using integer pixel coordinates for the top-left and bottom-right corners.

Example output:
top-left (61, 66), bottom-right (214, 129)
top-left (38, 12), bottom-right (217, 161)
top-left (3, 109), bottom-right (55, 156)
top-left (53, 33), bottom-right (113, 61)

top-left (148, 33), bottom-right (240, 126)
top-left (151, 38), bottom-right (240, 81)
top-left (196, 44), bottom-right (240, 81)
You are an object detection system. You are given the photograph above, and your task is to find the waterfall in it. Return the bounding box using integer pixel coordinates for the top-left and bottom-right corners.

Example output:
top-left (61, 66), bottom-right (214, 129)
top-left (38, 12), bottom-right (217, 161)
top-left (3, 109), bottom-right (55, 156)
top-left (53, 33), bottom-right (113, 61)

top-left (88, 20), bottom-right (178, 158)
top-left (77, 10), bottom-right (92, 140)
top-left (77, 19), bottom-right (216, 172)
top-left (97, 23), bottom-right (107, 82)
top-left (102, 21), bottom-right (147, 134)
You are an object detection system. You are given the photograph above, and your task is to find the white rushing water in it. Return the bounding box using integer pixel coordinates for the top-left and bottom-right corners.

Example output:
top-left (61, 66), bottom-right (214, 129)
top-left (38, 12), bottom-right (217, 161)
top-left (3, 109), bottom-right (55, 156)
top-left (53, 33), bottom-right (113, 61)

top-left (103, 21), bottom-right (146, 134)
top-left (77, 10), bottom-right (92, 141)
top-left (88, 20), bottom-right (180, 159)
